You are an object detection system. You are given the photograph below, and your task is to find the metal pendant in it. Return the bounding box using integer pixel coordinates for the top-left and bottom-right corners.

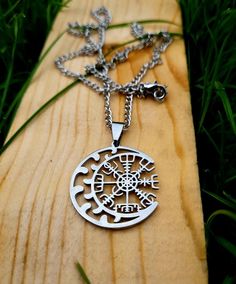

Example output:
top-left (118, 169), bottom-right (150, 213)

top-left (70, 123), bottom-right (159, 229)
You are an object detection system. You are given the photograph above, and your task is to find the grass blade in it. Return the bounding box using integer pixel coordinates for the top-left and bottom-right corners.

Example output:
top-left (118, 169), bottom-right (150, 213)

top-left (0, 14), bottom-right (20, 115)
top-left (215, 81), bottom-right (236, 135)
top-left (0, 26), bottom-right (179, 155)
top-left (76, 261), bottom-right (91, 284)
top-left (207, 209), bottom-right (236, 228)
top-left (108, 19), bottom-right (180, 29)
top-left (0, 30), bottom-right (66, 133)
top-left (0, 80), bottom-right (78, 155)
top-left (215, 236), bottom-right (236, 258)
top-left (202, 190), bottom-right (236, 210)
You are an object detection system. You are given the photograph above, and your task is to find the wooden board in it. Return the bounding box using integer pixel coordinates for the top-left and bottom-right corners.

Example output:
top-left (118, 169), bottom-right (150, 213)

top-left (0, 0), bottom-right (208, 283)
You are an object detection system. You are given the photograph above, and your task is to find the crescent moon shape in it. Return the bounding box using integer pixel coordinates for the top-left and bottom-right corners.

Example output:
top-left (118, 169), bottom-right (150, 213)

top-left (70, 146), bottom-right (159, 229)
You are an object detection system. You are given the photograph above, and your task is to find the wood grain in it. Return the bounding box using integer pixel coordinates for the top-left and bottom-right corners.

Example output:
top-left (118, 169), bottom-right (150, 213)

top-left (0, 0), bottom-right (208, 283)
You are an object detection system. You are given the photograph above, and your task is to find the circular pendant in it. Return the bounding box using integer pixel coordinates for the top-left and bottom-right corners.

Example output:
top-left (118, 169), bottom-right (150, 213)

top-left (70, 146), bottom-right (159, 229)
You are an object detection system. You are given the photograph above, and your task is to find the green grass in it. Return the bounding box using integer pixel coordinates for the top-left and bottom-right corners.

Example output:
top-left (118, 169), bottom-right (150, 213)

top-left (76, 261), bottom-right (91, 284)
top-left (0, 28), bottom-right (181, 155)
top-left (179, 0), bottom-right (236, 283)
top-left (0, 1), bottom-right (236, 283)
top-left (0, 0), bottom-right (68, 146)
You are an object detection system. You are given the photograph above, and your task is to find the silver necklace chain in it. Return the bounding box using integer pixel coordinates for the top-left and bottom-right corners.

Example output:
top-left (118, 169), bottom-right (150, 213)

top-left (55, 6), bottom-right (173, 129)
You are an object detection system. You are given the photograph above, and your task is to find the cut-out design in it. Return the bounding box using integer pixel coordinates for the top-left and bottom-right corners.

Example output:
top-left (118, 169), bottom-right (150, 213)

top-left (70, 146), bottom-right (159, 229)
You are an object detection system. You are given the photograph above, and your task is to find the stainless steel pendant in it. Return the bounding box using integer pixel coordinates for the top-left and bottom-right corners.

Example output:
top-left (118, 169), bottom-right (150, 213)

top-left (70, 123), bottom-right (159, 229)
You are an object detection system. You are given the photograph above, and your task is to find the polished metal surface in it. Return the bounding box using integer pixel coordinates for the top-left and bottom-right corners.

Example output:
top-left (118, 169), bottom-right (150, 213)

top-left (70, 145), bottom-right (159, 229)
top-left (55, 6), bottom-right (172, 129)
top-left (55, 7), bottom-right (172, 228)
top-left (111, 122), bottom-right (124, 147)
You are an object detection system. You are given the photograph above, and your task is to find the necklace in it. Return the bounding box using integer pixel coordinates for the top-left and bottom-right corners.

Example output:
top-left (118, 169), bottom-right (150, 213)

top-left (55, 7), bottom-right (173, 229)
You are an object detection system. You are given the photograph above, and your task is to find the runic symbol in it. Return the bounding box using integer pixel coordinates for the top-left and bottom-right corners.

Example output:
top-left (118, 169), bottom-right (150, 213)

top-left (102, 161), bottom-right (122, 178)
top-left (70, 145), bottom-right (160, 228)
top-left (134, 188), bottom-right (156, 207)
top-left (134, 158), bottom-right (155, 177)
top-left (91, 153), bottom-right (159, 213)
top-left (115, 203), bottom-right (140, 213)
top-left (94, 174), bottom-right (105, 192)
top-left (100, 192), bottom-right (115, 207)
top-left (139, 174), bottom-right (159, 189)
top-left (119, 154), bottom-right (135, 173)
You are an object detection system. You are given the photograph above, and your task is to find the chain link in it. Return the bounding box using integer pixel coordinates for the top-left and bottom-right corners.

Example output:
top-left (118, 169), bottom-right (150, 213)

top-left (55, 6), bottom-right (173, 129)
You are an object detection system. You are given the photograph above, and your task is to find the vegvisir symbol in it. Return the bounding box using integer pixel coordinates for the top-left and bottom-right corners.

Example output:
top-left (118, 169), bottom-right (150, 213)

top-left (97, 154), bottom-right (159, 213)
top-left (70, 146), bottom-right (160, 229)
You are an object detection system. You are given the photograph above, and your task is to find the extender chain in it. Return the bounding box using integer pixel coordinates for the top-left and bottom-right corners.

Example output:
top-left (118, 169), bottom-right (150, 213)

top-left (55, 6), bottom-right (173, 129)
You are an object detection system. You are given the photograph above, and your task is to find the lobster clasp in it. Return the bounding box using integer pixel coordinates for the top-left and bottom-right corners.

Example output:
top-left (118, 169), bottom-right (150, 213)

top-left (140, 81), bottom-right (168, 102)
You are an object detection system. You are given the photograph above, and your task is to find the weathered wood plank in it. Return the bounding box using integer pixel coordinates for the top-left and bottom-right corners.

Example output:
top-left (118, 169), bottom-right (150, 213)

top-left (0, 0), bottom-right (208, 283)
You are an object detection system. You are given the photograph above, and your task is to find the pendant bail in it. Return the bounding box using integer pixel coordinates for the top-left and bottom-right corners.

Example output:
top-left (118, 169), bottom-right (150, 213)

top-left (111, 122), bottom-right (124, 147)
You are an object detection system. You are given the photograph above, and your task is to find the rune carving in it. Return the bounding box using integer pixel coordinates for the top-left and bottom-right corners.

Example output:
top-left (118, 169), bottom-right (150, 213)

top-left (70, 146), bottom-right (160, 229)
top-left (89, 153), bottom-right (159, 214)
